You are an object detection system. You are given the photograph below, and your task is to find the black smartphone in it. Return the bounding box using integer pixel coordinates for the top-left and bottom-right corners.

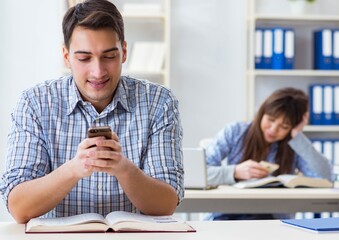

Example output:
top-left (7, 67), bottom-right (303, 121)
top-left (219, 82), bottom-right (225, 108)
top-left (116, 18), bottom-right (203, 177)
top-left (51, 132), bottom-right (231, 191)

top-left (87, 126), bottom-right (112, 139)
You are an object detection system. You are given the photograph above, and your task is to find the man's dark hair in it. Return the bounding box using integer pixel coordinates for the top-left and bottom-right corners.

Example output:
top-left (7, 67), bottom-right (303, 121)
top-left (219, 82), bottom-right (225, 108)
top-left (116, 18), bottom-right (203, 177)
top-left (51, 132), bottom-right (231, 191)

top-left (62, 0), bottom-right (125, 49)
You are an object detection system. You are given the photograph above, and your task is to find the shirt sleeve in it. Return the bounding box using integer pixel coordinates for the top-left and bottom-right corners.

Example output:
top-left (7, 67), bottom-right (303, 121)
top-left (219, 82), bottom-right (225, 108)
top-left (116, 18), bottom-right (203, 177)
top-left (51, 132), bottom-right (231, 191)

top-left (141, 88), bottom-right (184, 204)
top-left (0, 91), bottom-right (50, 210)
top-left (205, 122), bottom-right (241, 185)
top-left (288, 132), bottom-right (333, 181)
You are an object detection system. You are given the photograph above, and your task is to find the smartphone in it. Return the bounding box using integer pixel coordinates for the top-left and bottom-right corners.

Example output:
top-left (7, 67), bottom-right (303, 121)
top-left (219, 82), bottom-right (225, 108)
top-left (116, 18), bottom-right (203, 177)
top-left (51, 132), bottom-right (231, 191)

top-left (87, 126), bottom-right (112, 139)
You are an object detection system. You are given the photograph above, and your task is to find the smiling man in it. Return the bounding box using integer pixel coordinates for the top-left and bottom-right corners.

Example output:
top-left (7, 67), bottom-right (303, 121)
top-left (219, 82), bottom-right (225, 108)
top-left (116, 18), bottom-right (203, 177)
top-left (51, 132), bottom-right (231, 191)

top-left (0, 0), bottom-right (183, 223)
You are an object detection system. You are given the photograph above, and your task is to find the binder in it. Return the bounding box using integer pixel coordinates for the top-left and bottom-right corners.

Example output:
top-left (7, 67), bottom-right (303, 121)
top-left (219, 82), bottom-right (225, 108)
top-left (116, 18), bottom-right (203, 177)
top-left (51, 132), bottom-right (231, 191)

top-left (323, 84), bottom-right (334, 125)
top-left (312, 139), bottom-right (323, 154)
top-left (255, 28), bottom-right (264, 69)
top-left (284, 29), bottom-right (295, 69)
top-left (314, 29), bottom-right (333, 70)
top-left (333, 30), bottom-right (339, 69)
top-left (262, 29), bottom-right (273, 69)
top-left (309, 84), bottom-right (323, 125)
top-left (323, 140), bottom-right (334, 164)
top-left (334, 85), bottom-right (339, 124)
top-left (334, 140), bottom-right (339, 165)
top-left (272, 28), bottom-right (284, 69)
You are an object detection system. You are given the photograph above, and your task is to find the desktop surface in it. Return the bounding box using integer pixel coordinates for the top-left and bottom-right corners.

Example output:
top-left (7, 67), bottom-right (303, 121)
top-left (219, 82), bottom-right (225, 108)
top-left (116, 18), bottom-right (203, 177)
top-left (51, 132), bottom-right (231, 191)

top-left (177, 186), bottom-right (339, 213)
top-left (1, 220), bottom-right (339, 240)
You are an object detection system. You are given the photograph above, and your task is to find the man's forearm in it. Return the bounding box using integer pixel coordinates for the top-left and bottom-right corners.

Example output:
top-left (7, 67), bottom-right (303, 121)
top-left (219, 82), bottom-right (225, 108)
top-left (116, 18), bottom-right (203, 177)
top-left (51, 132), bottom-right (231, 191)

top-left (8, 161), bottom-right (80, 223)
top-left (117, 165), bottom-right (178, 215)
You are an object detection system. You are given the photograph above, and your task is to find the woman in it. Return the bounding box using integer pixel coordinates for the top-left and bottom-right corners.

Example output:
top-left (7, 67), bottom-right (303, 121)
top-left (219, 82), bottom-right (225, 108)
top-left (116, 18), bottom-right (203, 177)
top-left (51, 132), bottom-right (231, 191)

top-left (205, 87), bottom-right (332, 220)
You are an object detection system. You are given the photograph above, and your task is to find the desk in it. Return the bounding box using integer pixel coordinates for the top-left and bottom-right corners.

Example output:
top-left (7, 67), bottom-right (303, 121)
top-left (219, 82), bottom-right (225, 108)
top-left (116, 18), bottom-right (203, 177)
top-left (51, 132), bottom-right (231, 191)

top-left (1, 220), bottom-right (338, 240)
top-left (176, 186), bottom-right (339, 213)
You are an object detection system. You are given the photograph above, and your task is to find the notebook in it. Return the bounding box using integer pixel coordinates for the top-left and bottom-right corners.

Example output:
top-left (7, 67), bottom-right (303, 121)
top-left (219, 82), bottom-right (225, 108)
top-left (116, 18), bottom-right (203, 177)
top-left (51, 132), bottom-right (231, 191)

top-left (281, 217), bottom-right (339, 233)
top-left (183, 147), bottom-right (217, 190)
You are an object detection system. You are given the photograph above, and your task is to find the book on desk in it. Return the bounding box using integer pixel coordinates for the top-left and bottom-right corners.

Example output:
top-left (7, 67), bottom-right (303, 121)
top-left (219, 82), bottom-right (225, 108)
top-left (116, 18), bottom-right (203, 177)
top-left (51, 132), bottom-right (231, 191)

top-left (281, 217), bottom-right (339, 233)
top-left (25, 211), bottom-right (196, 233)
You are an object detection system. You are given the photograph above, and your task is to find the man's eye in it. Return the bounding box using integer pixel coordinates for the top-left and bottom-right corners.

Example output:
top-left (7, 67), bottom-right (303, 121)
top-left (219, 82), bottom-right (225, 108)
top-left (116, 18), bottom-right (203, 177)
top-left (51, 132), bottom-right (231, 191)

top-left (104, 54), bottom-right (117, 59)
top-left (78, 58), bottom-right (90, 62)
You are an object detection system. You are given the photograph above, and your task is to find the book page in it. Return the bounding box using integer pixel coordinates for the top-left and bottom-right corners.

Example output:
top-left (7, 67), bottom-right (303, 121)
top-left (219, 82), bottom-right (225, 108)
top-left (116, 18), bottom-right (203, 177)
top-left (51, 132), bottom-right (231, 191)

top-left (233, 176), bottom-right (281, 188)
top-left (26, 213), bottom-right (107, 232)
top-left (105, 211), bottom-right (193, 232)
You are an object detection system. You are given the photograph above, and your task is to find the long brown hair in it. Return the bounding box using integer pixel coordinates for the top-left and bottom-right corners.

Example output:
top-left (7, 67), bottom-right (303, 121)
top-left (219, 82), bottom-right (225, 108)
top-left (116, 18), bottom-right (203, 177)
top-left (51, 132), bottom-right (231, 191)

top-left (240, 88), bottom-right (308, 175)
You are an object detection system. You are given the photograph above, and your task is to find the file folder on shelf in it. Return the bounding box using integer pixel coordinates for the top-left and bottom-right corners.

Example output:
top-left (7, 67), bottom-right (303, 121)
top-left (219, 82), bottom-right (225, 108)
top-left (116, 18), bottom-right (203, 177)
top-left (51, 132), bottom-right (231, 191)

top-left (272, 28), bottom-right (284, 70)
top-left (333, 30), bottom-right (339, 69)
top-left (323, 85), bottom-right (334, 125)
top-left (314, 29), bottom-right (333, 70)
top-left (284, 29), bottom-right (295, 69)
top-left (262, 29), bottom-right (273, 69)
top-left (255, 28), bottom-right (264, 69)
top-left (309, 84), bottom-right (323, 125)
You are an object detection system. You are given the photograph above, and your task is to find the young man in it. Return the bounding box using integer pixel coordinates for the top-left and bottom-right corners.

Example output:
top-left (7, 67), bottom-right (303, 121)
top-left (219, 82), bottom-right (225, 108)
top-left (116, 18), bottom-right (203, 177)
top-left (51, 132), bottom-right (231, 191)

top-left (0, 0), bottom-right (183, 223)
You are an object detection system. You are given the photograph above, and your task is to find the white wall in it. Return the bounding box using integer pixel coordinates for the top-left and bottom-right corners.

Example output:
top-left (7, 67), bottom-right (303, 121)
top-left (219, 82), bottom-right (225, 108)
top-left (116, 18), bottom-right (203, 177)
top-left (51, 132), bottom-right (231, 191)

top-left (0, 0), bottom-right (246, 221)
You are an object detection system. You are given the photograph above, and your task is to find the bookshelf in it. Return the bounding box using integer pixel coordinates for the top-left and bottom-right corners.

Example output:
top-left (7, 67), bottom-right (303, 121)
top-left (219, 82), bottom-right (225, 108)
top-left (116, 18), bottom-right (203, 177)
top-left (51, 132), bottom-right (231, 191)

top-left (246, 0), bottom-right (339, 185)
top-left (118, 0), bottom-right (170, 87)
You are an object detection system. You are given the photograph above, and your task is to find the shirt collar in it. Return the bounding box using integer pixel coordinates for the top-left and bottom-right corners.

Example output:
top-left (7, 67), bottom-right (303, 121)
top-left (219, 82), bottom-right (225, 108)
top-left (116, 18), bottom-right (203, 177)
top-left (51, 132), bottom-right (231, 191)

top-left (66, 76), bottom-right (133, 115)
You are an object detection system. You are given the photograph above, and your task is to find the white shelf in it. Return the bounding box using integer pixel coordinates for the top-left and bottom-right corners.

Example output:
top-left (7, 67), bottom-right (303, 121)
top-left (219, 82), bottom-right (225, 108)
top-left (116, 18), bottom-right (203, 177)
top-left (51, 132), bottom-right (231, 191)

top-left (253, 14), bottom-right (339, 22)
top-left (303, 125), bottom-right (339, 133)
top-left (249, 70), bottom-right (339, 77)
top-left (122, 12), bottom-right (166, 19)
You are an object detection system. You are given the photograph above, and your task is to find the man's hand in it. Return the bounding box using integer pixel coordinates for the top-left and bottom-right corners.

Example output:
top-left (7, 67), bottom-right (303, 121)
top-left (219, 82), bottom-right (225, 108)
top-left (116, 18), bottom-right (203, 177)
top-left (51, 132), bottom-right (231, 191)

top-left (234, 159), bottom-right (269, 181)
top-left (83, 132), bottom-right (134, 177)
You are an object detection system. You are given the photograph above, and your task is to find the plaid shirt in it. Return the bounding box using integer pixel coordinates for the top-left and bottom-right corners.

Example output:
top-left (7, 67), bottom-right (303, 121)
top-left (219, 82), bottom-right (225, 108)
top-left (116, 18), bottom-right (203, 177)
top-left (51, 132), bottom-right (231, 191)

top-left (0, 75), bottom-right (184, 218)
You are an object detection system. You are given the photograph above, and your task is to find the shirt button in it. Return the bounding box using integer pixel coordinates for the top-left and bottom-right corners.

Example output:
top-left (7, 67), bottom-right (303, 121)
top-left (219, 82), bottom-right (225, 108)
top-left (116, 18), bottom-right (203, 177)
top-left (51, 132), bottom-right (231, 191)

top-left (98, 184), bottom-right (102, 190)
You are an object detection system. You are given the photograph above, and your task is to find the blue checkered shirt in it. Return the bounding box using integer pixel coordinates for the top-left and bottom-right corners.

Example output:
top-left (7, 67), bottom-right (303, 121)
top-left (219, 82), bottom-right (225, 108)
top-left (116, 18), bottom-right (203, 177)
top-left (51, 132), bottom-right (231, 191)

top-left (0, 75), bottom-right (184, 218)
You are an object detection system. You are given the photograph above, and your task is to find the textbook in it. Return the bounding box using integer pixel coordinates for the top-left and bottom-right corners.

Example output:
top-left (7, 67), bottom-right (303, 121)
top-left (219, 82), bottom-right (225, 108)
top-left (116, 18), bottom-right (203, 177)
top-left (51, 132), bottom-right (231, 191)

top-left (233, 174), bottom-right (333, 189)
top-left (25, 211), bottom-right (196, 233)
top-left (281, 217), bottom-right (339, 233)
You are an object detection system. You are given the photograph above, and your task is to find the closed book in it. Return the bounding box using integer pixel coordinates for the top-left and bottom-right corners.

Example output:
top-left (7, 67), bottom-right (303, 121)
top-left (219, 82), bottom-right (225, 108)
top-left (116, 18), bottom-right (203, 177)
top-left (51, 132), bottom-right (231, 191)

top-left (281, 217), bottom-right (339, 233)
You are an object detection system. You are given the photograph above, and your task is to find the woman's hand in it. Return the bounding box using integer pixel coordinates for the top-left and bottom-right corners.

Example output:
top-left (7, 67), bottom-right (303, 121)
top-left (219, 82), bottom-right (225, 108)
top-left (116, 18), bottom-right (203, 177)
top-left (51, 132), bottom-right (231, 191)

top-left (291, 112), bottom-right (309, 138)
top-left (234, 159), bottom-right (269, 181)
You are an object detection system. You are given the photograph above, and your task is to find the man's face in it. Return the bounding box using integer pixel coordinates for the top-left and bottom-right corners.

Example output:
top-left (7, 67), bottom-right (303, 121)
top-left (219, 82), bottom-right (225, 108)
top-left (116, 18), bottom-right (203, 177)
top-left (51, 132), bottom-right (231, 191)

top-left (63, 26), bottom-right (127, 112)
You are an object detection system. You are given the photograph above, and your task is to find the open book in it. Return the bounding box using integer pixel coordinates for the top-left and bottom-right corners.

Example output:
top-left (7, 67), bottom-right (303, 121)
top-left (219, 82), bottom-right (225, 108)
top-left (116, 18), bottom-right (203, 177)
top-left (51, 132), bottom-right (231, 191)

top-left (233, 174), bottom-right (333, 189)
top-left (25, 211), bottom-right (195, 233)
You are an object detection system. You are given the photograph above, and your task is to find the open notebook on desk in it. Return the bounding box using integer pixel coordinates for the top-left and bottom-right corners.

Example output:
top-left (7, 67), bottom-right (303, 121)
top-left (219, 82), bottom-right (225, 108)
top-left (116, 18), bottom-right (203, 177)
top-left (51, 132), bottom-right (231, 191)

top-left (183, 148), bottom-right (217, 190)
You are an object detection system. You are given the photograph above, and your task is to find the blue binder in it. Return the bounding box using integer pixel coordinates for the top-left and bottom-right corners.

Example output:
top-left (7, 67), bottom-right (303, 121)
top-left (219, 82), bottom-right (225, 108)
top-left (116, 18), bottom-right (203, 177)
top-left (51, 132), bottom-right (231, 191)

top-left (284, 29), bottom-right (295, 69)
top-left (255, 28), bottom-right (264, 69)
top-left (282, 217), bottom-right (339, 233)
top-left (314, 29), bottom-right (333, 70)
top-left (333, 30), bottom-right (339, 69)
top-left (272, 28), bottom-right (284, 69)
top-left (322, 84), bottom-right (334, 125)
top-left (334, 84), bottom-right (339, 124)
top-left (262, 29), bottom-right (273, 69)
top-left (309, 84), bottom-right (323, 125)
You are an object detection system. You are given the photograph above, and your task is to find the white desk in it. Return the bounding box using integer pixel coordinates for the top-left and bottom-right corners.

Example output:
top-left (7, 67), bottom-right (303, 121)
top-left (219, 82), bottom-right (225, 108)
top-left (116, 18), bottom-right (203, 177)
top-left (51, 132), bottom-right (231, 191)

top-left (1, 220), bottom-right (338, 240)
top-left (176, 186), bottom-right (339, 213)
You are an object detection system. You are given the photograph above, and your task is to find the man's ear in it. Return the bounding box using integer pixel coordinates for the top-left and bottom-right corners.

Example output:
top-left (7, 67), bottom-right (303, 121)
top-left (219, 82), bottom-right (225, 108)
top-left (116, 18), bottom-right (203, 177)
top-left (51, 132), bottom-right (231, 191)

top-left (62, 46), bottom-right (71, 69)
top-left (122, 41), bottom-right (127, 63)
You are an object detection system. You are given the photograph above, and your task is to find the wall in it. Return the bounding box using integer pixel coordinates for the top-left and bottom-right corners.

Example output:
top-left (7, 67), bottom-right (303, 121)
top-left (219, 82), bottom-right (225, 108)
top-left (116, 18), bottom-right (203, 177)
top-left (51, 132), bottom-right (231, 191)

top-left (0, 0), bottom-right (246, 221)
